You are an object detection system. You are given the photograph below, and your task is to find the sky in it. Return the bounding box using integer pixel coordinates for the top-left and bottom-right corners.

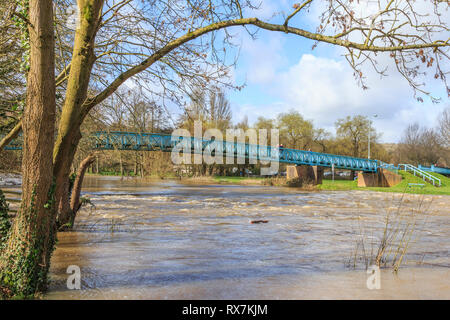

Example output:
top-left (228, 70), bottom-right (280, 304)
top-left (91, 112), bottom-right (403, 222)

top-left (222, 0), bottom-right (450, 143)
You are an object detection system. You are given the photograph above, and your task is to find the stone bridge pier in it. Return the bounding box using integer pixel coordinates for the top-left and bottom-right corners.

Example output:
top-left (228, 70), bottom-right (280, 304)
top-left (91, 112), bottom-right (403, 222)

top-left (286, 165), bottom-right (403, 188)
top-left (357, 168), bottom-right (402, 187)
top-left (286, 165), bottom-right (323, 185)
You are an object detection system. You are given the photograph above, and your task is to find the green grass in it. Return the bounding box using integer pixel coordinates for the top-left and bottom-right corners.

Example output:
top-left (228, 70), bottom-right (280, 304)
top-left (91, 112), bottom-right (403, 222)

top-left (317, 179), bottom-right (358, 191)
top-left (428, 172), bottom-right (450, 187)
top-left (318, 171), bottom-right (450, 195)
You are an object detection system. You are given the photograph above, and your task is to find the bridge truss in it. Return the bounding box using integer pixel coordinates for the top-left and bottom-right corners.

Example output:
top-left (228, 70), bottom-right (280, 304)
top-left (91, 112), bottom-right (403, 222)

top-left (2, 131), bottom-right (379, 172)
top-left (90, 131), bottom-right (378, 172)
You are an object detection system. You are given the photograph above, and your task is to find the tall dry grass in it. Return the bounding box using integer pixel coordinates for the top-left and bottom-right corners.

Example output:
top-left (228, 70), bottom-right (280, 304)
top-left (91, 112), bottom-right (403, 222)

top-left (348, 193), bottom-right (433, 272)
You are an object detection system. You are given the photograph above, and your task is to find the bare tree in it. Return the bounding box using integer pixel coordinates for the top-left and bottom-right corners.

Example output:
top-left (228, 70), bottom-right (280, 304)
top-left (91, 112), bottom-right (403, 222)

top-left (1, 0), bottom-right (450, 297)
top-left (438, 107), bottom-right (450, 147)
top-left (0, 0), bottom-right (26, 149)
top-left (398, 122), bottom-right (443, 165)
top-left (208, 89), bottom-right (232, 130)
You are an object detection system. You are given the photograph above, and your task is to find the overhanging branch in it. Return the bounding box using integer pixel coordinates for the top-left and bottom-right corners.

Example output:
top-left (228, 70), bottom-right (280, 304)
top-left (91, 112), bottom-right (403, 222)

top-left (83, 17), bottom-right (450, 114)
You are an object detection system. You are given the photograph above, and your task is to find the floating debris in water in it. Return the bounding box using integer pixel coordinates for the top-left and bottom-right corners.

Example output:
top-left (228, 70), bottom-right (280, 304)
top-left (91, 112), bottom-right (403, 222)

top-left (250, 220), bottom-right (269, 224)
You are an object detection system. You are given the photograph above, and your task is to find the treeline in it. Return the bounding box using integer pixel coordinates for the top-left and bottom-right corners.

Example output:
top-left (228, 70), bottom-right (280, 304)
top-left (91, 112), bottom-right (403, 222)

top-left (69, 87), bottom-right (394, 177)
top-left (76, 92), bottom-right (450, 176)
top-left (2, 87), bottom-right (448, 176)
top-left (394, 108), bottom-right (449, 167)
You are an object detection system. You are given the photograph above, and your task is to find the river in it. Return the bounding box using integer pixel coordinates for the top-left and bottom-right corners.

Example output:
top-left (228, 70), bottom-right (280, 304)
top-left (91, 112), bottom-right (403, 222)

top-left (44, 176), bottom-right (449, 299)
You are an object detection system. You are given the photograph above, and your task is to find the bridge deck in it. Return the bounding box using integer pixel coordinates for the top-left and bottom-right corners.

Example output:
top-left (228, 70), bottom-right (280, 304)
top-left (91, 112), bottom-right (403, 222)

top-left (2, 131), bottom-right (379, 172)
top-left (90, 131), bottom-right (378, 172)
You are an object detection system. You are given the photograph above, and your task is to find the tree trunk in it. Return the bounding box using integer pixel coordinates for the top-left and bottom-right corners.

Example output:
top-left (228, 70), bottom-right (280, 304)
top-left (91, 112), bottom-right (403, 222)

top-left (52, 0), bottom-right (104, 225)
top-left (71, 154), bottom-right (96, 213)
top-left (58, 154), bottom-right (95, 230)
top-left (120, 153), bottom-right (124, 177)
top-left (0, 0), bottom-right (56, 298)
top-left (140, 158), bottom-right (144, 178)
top-left (54, 129), bottom-right (81, 228)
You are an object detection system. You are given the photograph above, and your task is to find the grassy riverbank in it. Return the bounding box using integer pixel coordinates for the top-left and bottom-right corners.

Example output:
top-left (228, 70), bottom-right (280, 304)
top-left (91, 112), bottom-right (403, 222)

top-left (213, 176), bottom-right (266, 184)
top-left (318, 171), bottom-right (450, 195)
top-left (212, 172), bottom-right (450, 195)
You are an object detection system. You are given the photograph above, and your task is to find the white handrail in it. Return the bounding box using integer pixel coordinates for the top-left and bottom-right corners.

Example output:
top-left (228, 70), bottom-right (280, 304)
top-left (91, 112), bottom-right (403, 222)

top-left (399, 164), bottom-right (441, 187)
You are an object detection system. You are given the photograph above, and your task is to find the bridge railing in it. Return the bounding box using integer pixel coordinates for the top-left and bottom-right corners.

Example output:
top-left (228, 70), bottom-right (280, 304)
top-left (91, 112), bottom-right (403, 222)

top-left (91, 131), bottom-right (378, 172)
top-left (378, 162), bottom-right (399, 171)
top-left (2, 131), bottom-right (378, 172)
top-left (91, 131), bottom-right (280, 161)
top-left (418, 164), bottom-right (450, 176)
top-left (278, 147), bottom-right (377, 172)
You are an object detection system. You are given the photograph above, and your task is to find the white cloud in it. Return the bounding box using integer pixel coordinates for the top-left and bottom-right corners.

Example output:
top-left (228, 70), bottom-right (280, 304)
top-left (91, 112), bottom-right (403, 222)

top-left (234, 101), bottom-right (286, 124)
top-left (232, 0), bottom-right (450, 142)
top-left (238, 53), bottom-right (448, 142)
top-left (240, 32), bottom-right (287, 85)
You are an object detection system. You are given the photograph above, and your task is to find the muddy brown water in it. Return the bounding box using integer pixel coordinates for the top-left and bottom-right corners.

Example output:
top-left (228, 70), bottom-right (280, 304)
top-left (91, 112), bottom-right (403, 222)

top-left (43, 176), bottom-right (449, 299)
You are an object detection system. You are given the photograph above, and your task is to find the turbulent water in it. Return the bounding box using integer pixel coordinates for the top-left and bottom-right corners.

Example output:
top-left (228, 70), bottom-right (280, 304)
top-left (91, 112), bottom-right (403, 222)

top-left (42, 176), bottom-right (449, 299)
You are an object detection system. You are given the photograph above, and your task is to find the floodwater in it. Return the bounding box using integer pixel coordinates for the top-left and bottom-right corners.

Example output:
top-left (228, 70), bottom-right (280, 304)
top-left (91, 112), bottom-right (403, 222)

top-left (44, 176), bottom-right (450, 299)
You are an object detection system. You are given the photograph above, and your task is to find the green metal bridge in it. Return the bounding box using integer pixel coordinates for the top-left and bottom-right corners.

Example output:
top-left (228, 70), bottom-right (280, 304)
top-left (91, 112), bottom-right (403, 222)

top-left (4, 131), bottom-right (378, 172)
top-left (4, 131), bottom-right (450, 179)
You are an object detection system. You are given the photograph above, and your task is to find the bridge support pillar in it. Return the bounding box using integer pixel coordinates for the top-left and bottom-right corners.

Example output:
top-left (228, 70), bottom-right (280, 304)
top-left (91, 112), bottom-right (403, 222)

top-left (357, 168), bottom-right (402, 187)
top-left (286, 165), bottom-right (323, 185)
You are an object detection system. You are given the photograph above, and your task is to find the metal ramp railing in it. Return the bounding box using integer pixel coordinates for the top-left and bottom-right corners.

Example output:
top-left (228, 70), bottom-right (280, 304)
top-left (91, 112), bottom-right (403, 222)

top-left (399, 164), bottom-right (441, 187)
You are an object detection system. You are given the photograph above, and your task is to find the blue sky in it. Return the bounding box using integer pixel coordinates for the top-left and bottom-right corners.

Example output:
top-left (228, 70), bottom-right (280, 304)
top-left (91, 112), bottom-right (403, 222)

top-left (126, 1), bottom-right (449, 142)
top-left (222, 1), bottom-right (449, 143)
